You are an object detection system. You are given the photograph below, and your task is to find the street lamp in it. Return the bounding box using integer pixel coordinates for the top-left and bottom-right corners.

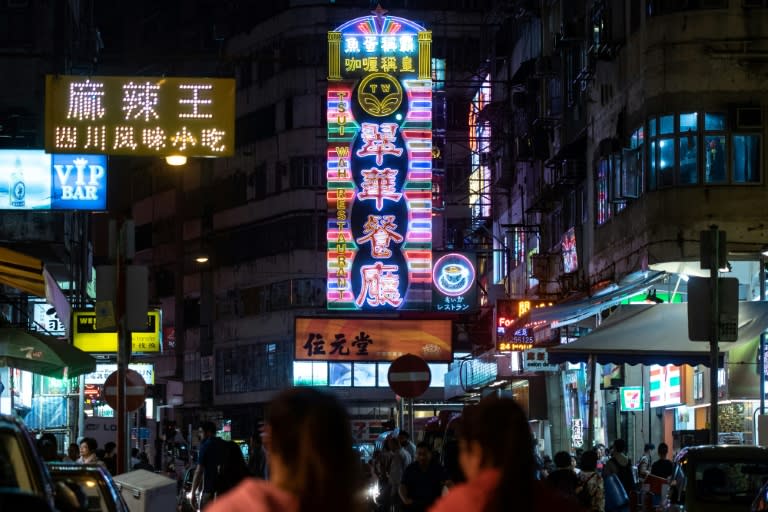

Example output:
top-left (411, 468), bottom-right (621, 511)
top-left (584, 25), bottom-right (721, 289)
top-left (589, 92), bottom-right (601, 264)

top-left (165, 155), bottom-right (187, 166)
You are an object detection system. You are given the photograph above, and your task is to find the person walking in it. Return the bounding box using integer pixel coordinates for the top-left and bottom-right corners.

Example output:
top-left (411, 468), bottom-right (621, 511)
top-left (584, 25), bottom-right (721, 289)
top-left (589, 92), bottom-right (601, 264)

top-left (103, 441), bottom-right (117, 474)
top-left (398, 430), bottom-right (417, 462)
top-left (247, 430), bottom-right (267, 479)
top-left (63, 442), bottom-right (79, 462)
top-left (637, 443), bottom-right (654, 480)
top-left (546, 450), bottom-right (581, 504)
top-left (650, 443), bottom-right (674, 479)
top-left (399, 442), bottom-right (448, 512)
top-left (428, 396), bottom-right (583, 512)
top-left (387, 435), bottom-right (410, 511)
top-left (77, 437), bottom-right (106, 468)
top-left (577, 450), bottom-right (605, 512)
top-left (191, 421), bottom-right (225, 510)
top-left (603, 439), bottom-right (635, 496)
top-left (206, 388), bottom-right (364, 512)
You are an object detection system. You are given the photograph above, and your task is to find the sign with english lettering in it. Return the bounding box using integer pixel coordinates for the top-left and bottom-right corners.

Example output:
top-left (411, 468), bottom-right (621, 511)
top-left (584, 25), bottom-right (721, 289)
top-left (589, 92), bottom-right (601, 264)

top-left (0, 150), bottom-right (107, 211)
top-left (52, 154), bottom-right (107, 210)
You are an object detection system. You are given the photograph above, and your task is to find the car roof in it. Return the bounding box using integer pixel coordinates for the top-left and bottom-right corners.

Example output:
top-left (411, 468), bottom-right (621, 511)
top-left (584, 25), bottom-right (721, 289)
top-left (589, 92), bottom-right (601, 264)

top-left (47, 463), bottom-right (110, 475)
top-left (675, 444), bottom-right (768, 463)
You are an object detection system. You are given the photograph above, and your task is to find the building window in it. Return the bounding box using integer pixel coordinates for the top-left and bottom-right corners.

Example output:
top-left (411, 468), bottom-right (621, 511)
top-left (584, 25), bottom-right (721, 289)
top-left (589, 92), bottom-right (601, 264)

top-left (732, 134), bottom-right (761, 183)
top-left (679, 112), bottom-right (698, 185)
top-left (596, 158), bottom-right (611, 225)
top-left (704, 112), bottom-right (727, 183)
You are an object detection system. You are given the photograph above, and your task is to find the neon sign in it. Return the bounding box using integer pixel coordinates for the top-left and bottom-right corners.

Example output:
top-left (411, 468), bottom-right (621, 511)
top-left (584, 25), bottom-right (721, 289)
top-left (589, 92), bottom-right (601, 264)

top-left (327, 8), bottom-right (432, 310)
top-left (44, 75), bottom-right (234, 157)
top-left (432, 252), bottom-right (477, 312)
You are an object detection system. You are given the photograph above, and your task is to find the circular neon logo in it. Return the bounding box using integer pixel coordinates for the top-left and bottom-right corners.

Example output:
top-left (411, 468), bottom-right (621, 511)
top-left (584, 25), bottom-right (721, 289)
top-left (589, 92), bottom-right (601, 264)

top-left (433, 253), bottom-right (475, 297)
top-left (357, 73), bottom-right (403, 117)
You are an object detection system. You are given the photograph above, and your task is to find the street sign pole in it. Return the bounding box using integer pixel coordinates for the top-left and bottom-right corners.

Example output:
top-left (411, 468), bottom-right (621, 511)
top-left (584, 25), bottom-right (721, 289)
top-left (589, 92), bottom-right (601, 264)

top-left (706, 225), bottom-right (721, 444)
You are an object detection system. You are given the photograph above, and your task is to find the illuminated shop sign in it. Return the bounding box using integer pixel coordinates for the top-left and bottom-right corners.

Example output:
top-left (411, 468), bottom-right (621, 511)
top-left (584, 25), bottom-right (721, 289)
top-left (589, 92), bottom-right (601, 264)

top-left (72, 310), bottom-right (161, 353)
top-left (496, 299), bottom-right (553, 352)
top-left (0, 150), bottom-right (107, 210)
top-left (326, 9), bottom-right (432, 311)
top-left (295, 317), bottom-right (451, 362)
top-left (619, 386), bottom-right (644, 412)
top-left (45, 75), bottom-right (234, 157)
top-left (432, 252), bottom-right (477, 312)
top-left (84, 363), bottom-right (154, 385)
top-left (649, 364), bottom-right (681, 407)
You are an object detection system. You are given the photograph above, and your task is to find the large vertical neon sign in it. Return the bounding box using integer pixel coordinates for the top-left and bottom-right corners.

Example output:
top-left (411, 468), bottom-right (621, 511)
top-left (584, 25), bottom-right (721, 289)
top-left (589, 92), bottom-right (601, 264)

top-left (327, 7), bottom-right (432, 310)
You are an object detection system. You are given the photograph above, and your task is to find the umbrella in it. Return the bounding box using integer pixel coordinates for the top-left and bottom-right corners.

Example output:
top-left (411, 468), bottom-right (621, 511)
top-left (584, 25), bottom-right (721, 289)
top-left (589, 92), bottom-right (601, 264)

top-left (0, 327), bottom-right (96, 379)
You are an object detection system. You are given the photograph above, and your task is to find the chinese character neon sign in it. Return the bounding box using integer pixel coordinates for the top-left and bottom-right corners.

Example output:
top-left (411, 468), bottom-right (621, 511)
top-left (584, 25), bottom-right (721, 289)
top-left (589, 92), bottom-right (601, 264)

top-left (45, 75), bottom-right (234, 157)
top-left (327, 10), bottom-right (432, 310)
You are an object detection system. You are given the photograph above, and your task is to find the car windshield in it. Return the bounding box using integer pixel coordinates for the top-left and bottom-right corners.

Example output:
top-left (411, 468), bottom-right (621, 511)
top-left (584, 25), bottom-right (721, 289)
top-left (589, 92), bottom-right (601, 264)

top-left (693, 460), bottom-right (768, 504)
top-left (0, 429), bottom-right (36, 493)
top-left (49, 470), bottom-right (114, 512)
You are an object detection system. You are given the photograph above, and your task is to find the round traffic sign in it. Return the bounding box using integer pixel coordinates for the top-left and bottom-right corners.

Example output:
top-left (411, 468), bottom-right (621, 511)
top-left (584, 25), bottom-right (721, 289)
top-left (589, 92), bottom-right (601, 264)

top-left (388, 354), bottom-right (431, 398)
top-left (102, 369), bottom-right (147, 412)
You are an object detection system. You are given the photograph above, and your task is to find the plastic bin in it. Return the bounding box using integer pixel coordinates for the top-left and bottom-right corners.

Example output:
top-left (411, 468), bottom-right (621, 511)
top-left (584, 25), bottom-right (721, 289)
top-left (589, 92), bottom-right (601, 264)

top-left (113, 469), bottom-right (177, 512)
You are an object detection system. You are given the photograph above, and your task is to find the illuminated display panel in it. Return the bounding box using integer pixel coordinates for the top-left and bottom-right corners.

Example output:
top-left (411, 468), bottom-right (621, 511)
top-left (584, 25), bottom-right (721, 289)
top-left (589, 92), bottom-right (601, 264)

top-left (0, 150), bottom-right (107, 210)
top-left (73, 310), bottom-right (161, 353)
top-left (496, 299), bottom-right (553, 351)
top-left (327, 11), bottom-right (432, 311)
top-left (469, 74), bottom-right (491, 223)
top-left (649, 364), bottom-right (681, 407)
top-left (295, 317), bottom-right (451, 362)
top-left (45, 75), bottom-right (234, 157)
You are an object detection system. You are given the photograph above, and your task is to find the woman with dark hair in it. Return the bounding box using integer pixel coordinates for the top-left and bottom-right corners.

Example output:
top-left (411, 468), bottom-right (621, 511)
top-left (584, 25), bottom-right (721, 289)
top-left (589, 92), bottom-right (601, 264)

top-left (429, 396), bottom-right (580, 512)
top-left (207, 387), bottom-right (363, 512)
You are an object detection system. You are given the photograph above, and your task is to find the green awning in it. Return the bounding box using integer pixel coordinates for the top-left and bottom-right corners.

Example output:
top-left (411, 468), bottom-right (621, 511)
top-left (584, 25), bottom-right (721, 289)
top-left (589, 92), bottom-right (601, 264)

top-left (0, 327), bottom-right (96, 379)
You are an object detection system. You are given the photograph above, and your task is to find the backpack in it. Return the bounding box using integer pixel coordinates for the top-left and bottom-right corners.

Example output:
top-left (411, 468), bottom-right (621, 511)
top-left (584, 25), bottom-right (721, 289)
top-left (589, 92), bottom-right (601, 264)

top-left (576, 473), bottom-right (596, 509)
top-left (610, 456), bottom-right (636, 494)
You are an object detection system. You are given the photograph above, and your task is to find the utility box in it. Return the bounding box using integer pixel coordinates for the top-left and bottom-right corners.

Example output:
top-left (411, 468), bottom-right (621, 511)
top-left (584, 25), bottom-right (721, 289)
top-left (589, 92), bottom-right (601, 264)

top-left (114, 469), bottom-right (176, 512)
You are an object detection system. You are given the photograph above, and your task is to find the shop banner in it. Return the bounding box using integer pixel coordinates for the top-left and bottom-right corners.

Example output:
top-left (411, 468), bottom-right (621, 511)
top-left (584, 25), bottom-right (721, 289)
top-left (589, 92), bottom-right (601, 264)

top-left (295, 317), bottom-right (451, 362)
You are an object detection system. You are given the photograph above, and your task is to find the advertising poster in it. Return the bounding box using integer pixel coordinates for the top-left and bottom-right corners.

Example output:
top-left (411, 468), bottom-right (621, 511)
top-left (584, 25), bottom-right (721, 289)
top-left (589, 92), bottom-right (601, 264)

top-left (0, 150), bottom-right (107, 210)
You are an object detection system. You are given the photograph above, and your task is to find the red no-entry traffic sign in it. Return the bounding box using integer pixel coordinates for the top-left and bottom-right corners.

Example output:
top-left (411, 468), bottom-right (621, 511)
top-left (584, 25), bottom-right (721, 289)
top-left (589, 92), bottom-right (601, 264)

top-left (102, 369), bottom-right (147, 412)
top-left (388, 354), bottom-right (431, 398)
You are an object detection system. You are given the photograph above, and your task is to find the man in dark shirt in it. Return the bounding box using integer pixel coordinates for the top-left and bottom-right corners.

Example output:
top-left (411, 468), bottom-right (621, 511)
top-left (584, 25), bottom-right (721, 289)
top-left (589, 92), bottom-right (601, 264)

top-left (399, 442), bottom-right (447, 512)
top-left (650, 442), bottom-right (675, 479)
top-left (191, 421), bottom-right (224, 510)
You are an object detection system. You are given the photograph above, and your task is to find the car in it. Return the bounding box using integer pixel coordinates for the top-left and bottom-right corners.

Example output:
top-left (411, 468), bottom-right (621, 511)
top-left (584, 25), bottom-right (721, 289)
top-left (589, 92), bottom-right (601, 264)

top-left (0, 413), bottom-right (81, 512)
top-left (663, 444), bottom-right (768, 512)
top-left (47, 463), bottom-right (130, 512)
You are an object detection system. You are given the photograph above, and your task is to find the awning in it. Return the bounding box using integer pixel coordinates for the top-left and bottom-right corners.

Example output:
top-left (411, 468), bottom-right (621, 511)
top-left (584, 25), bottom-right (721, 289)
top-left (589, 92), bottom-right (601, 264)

top-left (530, 270), bottom-right (667, 328)
top-left (547, 302), bottom-right (768, 366)
top-left (0, 247), bottom-right (71, 332)
top-left (0, 326), bottom-right (96, 378)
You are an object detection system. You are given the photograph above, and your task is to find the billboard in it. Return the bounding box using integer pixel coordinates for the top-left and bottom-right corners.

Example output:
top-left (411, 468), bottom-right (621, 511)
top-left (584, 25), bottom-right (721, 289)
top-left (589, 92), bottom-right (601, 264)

top-left (0, 150), bottom-right (107, 210)
top-left (326, 11), bottom-right (432, 311)
top-left (72, 310), bottom-right (161, 353)
top-left (45, 75), bottom-right (234, 157)
top-left (295, 317), bottom-right (451, 362)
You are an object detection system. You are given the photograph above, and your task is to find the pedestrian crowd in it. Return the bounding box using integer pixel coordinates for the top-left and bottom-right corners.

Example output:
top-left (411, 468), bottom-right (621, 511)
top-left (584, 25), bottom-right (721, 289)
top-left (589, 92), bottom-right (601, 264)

top-left (35, 391), bottom-right (679, 512)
